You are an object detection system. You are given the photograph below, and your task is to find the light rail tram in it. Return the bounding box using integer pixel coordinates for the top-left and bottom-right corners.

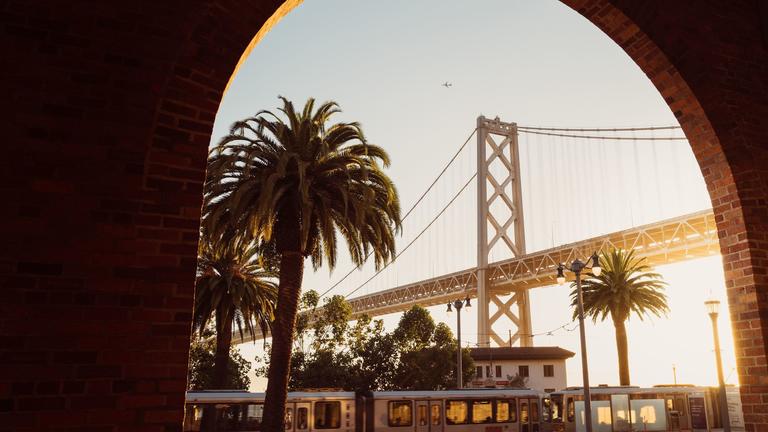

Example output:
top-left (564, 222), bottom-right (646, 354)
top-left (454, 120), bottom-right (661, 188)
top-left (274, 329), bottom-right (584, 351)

top-left (184, 385), bottom-right (744, 432)
top-left (542, 385), bottom-right (744, 432)
top-left (185, 388), bottom-right (544, 432)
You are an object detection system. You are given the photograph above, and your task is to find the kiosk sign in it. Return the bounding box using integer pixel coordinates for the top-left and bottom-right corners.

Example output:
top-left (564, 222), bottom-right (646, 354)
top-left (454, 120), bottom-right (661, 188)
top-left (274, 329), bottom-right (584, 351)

top-left (727, 390), bottom-right (746, 431)
top-left (689, 395), bottom-right (708, 431)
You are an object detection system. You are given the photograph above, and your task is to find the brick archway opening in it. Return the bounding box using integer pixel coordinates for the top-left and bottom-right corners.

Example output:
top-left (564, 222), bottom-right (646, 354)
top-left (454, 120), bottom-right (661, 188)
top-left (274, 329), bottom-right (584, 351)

top-left (2, 1), bottom-right (766, 431)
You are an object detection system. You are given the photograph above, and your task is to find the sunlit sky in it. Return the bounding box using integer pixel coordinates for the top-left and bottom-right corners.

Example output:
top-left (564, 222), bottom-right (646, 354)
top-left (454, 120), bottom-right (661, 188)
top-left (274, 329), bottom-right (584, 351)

top-left (213, 0), bottom-right (736, 390)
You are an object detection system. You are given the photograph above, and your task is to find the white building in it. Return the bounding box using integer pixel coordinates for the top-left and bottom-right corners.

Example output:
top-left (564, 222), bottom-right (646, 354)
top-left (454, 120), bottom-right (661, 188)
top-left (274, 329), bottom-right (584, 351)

top-left (468, 346), bottom-right (575, 392)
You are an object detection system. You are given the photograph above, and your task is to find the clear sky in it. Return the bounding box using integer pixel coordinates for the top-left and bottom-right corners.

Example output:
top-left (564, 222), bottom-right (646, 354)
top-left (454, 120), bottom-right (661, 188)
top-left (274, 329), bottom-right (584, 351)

top-left (215, 0), bottom-right (736, 390)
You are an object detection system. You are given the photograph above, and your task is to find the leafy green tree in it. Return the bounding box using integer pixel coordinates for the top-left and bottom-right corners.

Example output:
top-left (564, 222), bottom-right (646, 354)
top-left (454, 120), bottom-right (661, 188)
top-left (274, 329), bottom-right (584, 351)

top-left (311, 295), bottom-right (352, 351)
top-left (294, 290), bottom-right (320, 352)
top-left (203, 97), bottom-right (401, 431)
top-left (260, 302), bottom-right (467, 392)
top-left (393, 305), bottom-right (435, 350)
top-left (571, 249), bottom-right (668, 385)
top-left (193, 232), bottom-right (277, 389)
top-left (187, 329), bottom-right (252, 390)
top-left (392, 307), bottom-right (475, 390)
top-left (347, 315), bottom-right (398, 391)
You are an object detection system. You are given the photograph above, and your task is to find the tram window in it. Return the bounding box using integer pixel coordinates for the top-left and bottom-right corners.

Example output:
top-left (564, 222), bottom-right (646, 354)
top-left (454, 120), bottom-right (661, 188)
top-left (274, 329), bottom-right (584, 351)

top-left (542, 398), bottom-right (551, 422)
top-left (185, 403), bottom-right (263, 431)
top-left (183, 404), bottom-right (204, 431)
top-left (431, 404), bottom-right (441, 425)
top-left (388, 400), bottom-right (413, 427)
top-left (574, 401), bottom-right (612, 432)
top-left (567, 398), bottom-right (575, 422)
top-left (445, 400), bottom-right (469, 425)
top-left (520, 400), bottom-right (529, 424)
top-left (496, 400), bottom-right (510, 423)
top-left (314, 401), bottom-right (341, 429)
top-left (285, 408), bottom-right (293, 430)
top-left (472, 400), bottom-right (493, 424)
top-left (611, 395), bottom-right (631, 432)
top-left (496, 399), bottom-right (517, 423)
top-left (549, 397), bottom-right (563, 422)
top-left (297, 407), bottom-right (308, 430)
top-left (418, 404), bottom-right (428, 426)
top-left (531, 400), bottom-right (539, 422)
top-left (630, 399), bottom-right (667, 431)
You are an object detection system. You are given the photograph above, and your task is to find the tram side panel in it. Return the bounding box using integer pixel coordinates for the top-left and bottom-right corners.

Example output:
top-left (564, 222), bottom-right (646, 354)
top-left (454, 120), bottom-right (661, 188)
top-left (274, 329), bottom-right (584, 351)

top-left (548, 387), bottom-right (745, 432)
top-left (369, 394), bottom-right (544, 432)
top-left (183, 393), bottom-right (355, 432)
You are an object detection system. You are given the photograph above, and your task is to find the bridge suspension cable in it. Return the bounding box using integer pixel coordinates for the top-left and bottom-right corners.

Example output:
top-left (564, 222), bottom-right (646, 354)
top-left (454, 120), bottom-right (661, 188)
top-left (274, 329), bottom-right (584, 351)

top-left (517, 129), bottom-right (687, 140)
top-left (317, 127), bottom-right (478, 299)
top-left (343, 172), bottom-right (478, 299)
top-left (516, 125), bottom-right (681, 132)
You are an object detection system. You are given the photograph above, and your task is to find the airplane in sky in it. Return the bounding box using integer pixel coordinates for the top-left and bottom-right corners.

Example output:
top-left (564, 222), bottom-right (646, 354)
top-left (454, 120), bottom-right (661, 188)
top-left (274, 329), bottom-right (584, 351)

top-left (442, 81), bottom-right (452, 88)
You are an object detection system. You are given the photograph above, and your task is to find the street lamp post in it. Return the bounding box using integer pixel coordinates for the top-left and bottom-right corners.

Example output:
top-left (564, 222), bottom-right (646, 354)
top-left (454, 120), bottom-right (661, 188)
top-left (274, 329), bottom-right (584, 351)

top-left (447, 297), bottom-right (471, 388)
top-left (705, 298), bottom-right (731, 432)
top-left (557, 252), bottom-right (601, 432)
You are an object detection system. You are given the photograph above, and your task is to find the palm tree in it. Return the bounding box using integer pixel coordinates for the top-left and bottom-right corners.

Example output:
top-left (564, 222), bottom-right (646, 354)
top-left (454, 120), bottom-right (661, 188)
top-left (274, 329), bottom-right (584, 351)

top-left (193, 231), bottom-right (277, 389)
top-left (203, 97), bottom-right (401, 431)
top-left (570, 248), bottom-right (669, 386)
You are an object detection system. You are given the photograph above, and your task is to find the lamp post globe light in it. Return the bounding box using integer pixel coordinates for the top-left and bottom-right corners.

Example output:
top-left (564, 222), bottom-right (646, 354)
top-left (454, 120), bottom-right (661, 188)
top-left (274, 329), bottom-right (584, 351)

top-left (705, 298), bottom-right (731, 432)
top-left (447, 296), bottom-right (471, 388)
top-left (557, 252), bottom-right (601, 432)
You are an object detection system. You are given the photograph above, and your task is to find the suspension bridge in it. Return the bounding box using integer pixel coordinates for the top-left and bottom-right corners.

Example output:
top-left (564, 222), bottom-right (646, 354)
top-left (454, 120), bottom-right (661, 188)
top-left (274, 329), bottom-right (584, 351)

top-left (234, 116), bottom-right (717, 346)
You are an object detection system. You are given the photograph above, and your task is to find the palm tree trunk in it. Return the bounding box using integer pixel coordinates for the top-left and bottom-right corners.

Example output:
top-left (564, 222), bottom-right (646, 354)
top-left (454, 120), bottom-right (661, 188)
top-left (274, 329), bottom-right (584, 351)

top-left (614, 319), bottom-right (630, 385)
top-left (200, 307), bottom-right (234, 432)
top-left (213, 306), bottom-right (233, 388)
top-left (262, 250), bottom-right (304, 432)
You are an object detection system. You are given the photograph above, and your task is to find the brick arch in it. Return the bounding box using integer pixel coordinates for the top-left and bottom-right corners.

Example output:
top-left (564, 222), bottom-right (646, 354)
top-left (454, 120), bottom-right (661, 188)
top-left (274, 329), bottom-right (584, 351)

top-left (1, 1), bottom-right (767, 431)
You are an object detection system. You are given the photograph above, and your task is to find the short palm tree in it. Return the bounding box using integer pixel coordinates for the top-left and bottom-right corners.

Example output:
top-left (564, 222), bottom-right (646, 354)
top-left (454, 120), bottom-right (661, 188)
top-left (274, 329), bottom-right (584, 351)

top-left (570, 249), bottom-right (668, 386)
top-left (193, 231), bottom-right (277, 389)
top-left (203, 97), bottom-right (401, 431)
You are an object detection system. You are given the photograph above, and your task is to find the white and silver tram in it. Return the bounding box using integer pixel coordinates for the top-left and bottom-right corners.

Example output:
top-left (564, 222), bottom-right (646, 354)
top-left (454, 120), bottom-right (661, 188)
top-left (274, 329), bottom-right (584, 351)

top-left (185, 388), bottom-right (545, 432)
top-left (542, 385), bottom-right (744, 432)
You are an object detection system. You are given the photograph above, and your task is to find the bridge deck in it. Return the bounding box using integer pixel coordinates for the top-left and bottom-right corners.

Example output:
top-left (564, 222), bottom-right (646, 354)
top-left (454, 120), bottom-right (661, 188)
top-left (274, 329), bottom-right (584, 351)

top-left (235, 209), bottom-right (717, 343)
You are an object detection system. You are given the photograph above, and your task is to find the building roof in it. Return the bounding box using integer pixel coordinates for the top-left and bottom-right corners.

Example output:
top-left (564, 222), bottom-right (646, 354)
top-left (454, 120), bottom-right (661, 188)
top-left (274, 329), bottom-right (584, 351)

top-left (469, 346), bottom-right (575, 361)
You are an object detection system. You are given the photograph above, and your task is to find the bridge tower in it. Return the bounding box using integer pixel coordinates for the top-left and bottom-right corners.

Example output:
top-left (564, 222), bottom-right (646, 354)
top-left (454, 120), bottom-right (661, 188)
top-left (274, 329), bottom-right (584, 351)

top-left (476, 116), bottom-right (532, 347)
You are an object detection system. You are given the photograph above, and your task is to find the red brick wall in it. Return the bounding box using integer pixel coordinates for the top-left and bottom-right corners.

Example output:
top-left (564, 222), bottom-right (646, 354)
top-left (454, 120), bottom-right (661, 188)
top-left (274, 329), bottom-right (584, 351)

top-left (0, 0), bottom-right (766, 431)
top-left (0, 1), bottom-right (283, 431)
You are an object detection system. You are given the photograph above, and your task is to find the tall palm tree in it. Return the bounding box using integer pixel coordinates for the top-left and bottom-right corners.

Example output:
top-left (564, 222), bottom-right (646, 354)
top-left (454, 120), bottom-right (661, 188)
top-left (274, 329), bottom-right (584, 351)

top-left (193, 231), bottom-right (277, 389)
top-left (570, 248), bottom-right (668, 386)
top-left (203, 97), bottom-right (401, 431)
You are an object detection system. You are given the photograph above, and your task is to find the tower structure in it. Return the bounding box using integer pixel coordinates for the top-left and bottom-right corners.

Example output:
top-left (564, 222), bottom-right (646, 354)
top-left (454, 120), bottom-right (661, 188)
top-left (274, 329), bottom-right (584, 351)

top-left (476, 116), bottom-right (532, 347)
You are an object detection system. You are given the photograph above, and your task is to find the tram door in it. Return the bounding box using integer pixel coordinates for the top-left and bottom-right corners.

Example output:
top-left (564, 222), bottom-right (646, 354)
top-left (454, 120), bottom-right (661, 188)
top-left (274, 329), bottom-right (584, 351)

top-left (666, 396), bottom-right (689, 431)
top-left (429, 401), bottom-right (443, 432)
top-left (294, 402), bottom-right (309, 432)
top-left (416, 401), bottom-right (430, 432)
top-left (520, 398), bottom-right (540, 432)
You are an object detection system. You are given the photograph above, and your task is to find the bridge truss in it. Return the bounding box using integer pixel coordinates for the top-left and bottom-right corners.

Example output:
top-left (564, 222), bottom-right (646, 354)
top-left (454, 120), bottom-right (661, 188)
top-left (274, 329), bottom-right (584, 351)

top-left (237, 208), bottom-right (717, 344)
